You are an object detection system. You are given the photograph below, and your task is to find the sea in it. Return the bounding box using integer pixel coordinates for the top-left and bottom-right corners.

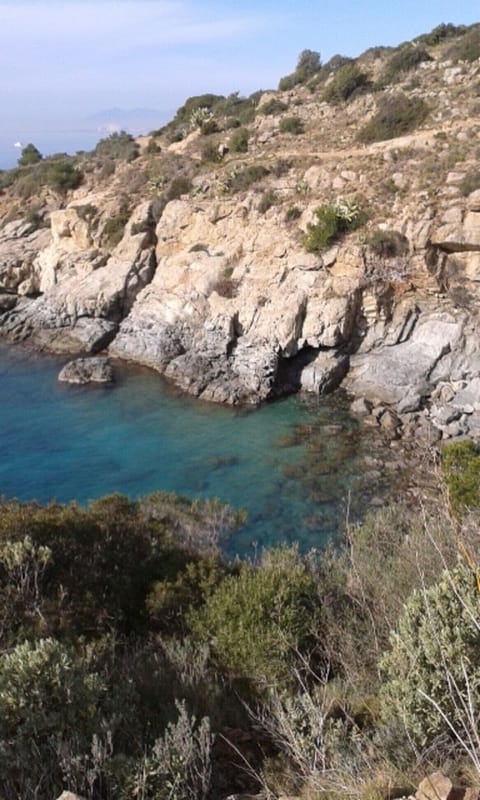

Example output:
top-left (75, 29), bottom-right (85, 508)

top-left (0, 343), bottom-right (390, 557)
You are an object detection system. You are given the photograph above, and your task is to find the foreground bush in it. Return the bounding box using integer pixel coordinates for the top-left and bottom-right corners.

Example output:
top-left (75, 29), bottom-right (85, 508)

top-left (381, 561), bottom-right (480, 748)
top-left (0, 638), bottom-right (103, 798)
top-left (187, 548), bottom-right (319, 683)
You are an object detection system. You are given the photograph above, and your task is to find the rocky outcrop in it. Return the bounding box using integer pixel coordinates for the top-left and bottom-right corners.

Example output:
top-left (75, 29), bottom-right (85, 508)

top-left (0, 49), bottom-right (480, 437)
top-left (0, 200), bottom-right (156, 355)
top-left (58, 356), bottom-right (114, 384)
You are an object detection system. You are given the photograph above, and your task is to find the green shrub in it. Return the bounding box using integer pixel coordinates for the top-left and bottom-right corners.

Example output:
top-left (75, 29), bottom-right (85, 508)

top-left (295, 49), bottom-right (322, 81)
top-left (278, 49), bottom-right (322, 90)
top-left (381, 561), bottom-right (480, 746)
top-left (94, 131), bottom-right (139, 162)
top-left (99, 159), bottom-right (116, 179)
top-left (228, 164), bottom-right (268, 193)
top-left (285, 206), bottom-right (302, 223)
top-left (270, 158), bottom-right (292, 177)
top-left (146, 138), bottom-right (161, 154)
top-left (445, 25), bottom-right (480, 62)
top-left (323, 63), bottom-right (370, 103)
top-left (415, 23), bottom-right (467, 47)
top-left (102, 209), bottom-right (130, 247)
top-left (357, 93), bottom-right (430, 143)
top-left (258, 190), bottom-right (279, 214)
top-left (285, 206), bottom-right (302, 222)
top-left (380, 44), bottom-right (432, 85)
top-left (131, 701), bottom-right (212, 800)
top-left (229, 127), bottom-right (249, 153)
top-left (165, 176), bottom-right (192, 201)
top-left (201, 141), bottom-right (222, 163)
top-left (366, 228), bottom-right (409, 258)
top-left (304, 200), bottom-right (364, 252)
top-left (187, 548), bottom-right (319, 683)
top-left (278, 73), bottom-right (301, 91)
top-left (17, 143), bottom-right (42, 167)
top-left (259, 98), bottom-right (288, 116)
top-left (42, 159), bottom-right (82, 191)
top-left (24, 206), bottom-right (49, 233)
top-left (459, 170), bottom-right (480, 196)
top-left (279, 116), bottom-right (304, 135)
top-left (441, 440), bottom-right (480, 516)
top-left (0, 638), bottom-right (103, 798)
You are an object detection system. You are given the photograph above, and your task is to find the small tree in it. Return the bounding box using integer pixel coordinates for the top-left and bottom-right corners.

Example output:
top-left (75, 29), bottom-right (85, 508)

top-left (296, 49), bottom-right (322, 80)
top-left (18, 143), bottom-right (42, 167)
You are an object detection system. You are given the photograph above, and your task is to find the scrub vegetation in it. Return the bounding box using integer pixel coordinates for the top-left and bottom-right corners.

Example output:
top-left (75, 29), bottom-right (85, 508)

top-left (0, 441), bottom-right (479, 799)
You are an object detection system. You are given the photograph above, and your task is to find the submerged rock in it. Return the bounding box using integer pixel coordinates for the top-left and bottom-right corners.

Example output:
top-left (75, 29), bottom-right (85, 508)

top-left (58, 356), bottom-right (114, 384)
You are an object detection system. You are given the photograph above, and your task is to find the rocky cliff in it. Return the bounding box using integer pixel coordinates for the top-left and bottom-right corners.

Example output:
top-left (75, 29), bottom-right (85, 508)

top-left (1, 26), bottom-right (480, 440)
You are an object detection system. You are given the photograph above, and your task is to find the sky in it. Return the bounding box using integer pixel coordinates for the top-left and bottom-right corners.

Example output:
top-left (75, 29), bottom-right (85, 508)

top-left (0, 0), bottom-right (479, 169)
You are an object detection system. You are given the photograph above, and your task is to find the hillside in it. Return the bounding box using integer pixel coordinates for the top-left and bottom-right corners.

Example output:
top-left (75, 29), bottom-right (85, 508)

top-left (2, 22), bottom-right (480, 800)
top-left (0, 23), bottom-right (480, 448)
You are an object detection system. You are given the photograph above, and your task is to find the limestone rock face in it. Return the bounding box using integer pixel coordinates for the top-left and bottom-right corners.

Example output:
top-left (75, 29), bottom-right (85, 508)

top-left (0, 220), bottom-right (51, 295)
top-left (0, 201), bottom-right (156, 355)
top-left (58, 356), bottom-right (114, 384)
top-left (345, 312), bottom-right (465, 406)
top-left (111, 198), bottom-right (361, 402)
top-left (431, 210), bottom-right (480, 252)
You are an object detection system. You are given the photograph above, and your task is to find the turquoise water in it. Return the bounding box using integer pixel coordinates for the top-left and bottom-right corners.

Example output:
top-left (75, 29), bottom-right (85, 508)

top-left (0, 343), bottom-right (387, 556)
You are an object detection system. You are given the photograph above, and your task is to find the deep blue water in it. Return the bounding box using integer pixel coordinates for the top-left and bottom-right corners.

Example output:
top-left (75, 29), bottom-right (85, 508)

top-left (0, 343), bottom-right (387, 556)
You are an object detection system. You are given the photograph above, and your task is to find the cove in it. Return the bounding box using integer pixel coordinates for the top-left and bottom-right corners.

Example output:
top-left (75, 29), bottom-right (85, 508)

top-left (0, 344), bottom-right (390, 556)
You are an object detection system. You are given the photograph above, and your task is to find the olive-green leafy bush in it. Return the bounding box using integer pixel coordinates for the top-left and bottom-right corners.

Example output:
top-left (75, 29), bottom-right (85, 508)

top-left (285, 206), bottom-right (302, 223)
top-left (441, 439), bottom-right (480, 516)
top-left (445, 25), bottom-right (480, 62)
top-left (229, 126), bottom-right (250, 153)
top-left (459, 170), bottom-right (480, 197)
top-left (227, 164), bottom-right (269, 193)
top-left (279, 116), bottom-right (304, 135)
top-left (379, 45), bottom-right (432, 86)
top-left (366, 228), bottom-right (409, 258)
top-left (323, 63), bottom-right (370, 103)
top-left (304, 200), bottom-right (365, 252)
top-left (165, 176), bottom-right (192, 201)
top-left (259, 98), bottom-right (288, 116)
top-left (0, 638), bottom-right (103, 799)
top-left (258, 190), bottom-right (280, 214)
top-left (357, 93), bottom-right (430, 143)
top-left (187, 548), bottom-right (319, 683)
top-left (94, 131), bottom-right (139, 163)
top-left (18, 143), bottom-right (42, 166)
top-left (381, 562), bottom-right (480, 747)
top-left (130, 701), bottom-right (212, 800)
top-left (415, 23), bottom-right (468, 47)
top-left (278, 49), bottom-right (322, 90)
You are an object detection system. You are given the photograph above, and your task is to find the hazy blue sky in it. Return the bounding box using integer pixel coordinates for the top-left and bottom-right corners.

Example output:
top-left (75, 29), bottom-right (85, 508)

top-left (1, 0), bottom-right (479, 168)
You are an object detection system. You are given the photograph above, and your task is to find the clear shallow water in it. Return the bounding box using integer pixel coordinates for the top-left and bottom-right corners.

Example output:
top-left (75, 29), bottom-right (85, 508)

top-left (0, 344), bottom-right (387, 556)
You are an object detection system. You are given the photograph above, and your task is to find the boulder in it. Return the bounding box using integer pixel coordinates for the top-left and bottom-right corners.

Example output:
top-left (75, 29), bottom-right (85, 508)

top-left (56, 792), bottom-right (87, 800)
top-left (299, 351), bottom-right (349, 394)
top-left (58, 357), bottom-right (114, 384)
top-left (415, 772), bottom-right (478, 800)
